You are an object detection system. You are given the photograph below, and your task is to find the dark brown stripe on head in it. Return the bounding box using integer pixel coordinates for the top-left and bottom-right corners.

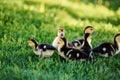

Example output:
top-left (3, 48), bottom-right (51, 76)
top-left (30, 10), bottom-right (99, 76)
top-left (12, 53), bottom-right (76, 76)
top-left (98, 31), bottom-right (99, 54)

top-left (84, 26), bottom-right (93, 33)
top-left (29, 39), bottom-right (38, 48)
top-left (59, 28), bottom-right (64, 32)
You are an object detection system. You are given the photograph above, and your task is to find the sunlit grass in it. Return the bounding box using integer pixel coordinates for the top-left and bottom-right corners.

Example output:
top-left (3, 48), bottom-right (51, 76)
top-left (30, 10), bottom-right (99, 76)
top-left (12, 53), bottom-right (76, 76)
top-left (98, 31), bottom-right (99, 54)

top-left (0, 0), bottom-right (120, 80)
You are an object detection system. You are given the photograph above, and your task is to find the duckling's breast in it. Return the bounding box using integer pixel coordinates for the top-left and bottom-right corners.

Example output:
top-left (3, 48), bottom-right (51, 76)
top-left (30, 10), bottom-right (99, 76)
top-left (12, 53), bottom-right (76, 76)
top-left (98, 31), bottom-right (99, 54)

top-left (34, 49), bottom-right (41, 56)
top-left (42, 50), bottom-right (54, 57)
top-left (116, 43), bottom-right (120, 54)
top-left (52, 37), bottom-right (59, 48)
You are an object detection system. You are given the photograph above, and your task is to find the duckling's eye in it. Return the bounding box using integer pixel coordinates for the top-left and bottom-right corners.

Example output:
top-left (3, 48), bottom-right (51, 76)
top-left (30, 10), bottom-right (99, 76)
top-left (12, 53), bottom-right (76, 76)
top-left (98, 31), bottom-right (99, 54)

top-left (90, 28), bottom-right (93, 30)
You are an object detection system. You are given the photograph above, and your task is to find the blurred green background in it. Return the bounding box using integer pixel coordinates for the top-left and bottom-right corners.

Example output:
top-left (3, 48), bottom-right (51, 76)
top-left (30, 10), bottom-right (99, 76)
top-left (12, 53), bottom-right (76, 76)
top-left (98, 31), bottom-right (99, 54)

top-left (78, 0), bottom-right (120, 10)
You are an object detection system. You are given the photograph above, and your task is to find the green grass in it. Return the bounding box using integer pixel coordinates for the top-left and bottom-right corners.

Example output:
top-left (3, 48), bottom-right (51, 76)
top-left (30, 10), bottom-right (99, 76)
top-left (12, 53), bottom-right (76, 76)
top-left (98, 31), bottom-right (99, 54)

top-left (0, 0), bottom-right (120, 80)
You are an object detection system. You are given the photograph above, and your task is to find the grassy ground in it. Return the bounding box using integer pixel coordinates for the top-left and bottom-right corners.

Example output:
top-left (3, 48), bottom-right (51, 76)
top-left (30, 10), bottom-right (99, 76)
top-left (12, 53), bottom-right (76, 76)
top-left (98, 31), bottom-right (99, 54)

top-left (0, 0), bottom-right (120, 80)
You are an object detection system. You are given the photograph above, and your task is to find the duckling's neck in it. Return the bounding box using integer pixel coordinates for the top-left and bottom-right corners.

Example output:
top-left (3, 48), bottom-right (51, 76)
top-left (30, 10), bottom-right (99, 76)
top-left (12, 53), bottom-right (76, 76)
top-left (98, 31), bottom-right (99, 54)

top-left (58, 38), bottom-right (67, 52)
top-left (84, 33), bottom-right (92, 47)
top-left (114, 40), bottom-right (120, 53)
top-left (34, 41), bottom-right (38, 49)
top-left (117, 43), bottom-right (120, 51)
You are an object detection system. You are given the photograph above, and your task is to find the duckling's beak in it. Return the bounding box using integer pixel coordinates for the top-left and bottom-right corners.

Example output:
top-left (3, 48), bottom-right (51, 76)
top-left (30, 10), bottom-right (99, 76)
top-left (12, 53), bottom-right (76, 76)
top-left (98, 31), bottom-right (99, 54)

top-left (58, 42), bottom-right (60, 44)
top-left (61, 33), bottom-right (64, 37)
top-left (92, 31), bottom-right (97, 34)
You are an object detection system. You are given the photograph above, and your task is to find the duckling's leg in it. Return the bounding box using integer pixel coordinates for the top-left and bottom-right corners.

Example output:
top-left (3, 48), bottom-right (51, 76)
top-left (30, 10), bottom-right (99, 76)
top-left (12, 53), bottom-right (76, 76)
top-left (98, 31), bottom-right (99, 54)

top-left (59, 55), bottom-right (66, 62)
top-left (89, 52), bottom-right (96, 62)
top-left (107, 50), bottom-right (113, 57)
top-left (39, 49), bottom-right (43, 57)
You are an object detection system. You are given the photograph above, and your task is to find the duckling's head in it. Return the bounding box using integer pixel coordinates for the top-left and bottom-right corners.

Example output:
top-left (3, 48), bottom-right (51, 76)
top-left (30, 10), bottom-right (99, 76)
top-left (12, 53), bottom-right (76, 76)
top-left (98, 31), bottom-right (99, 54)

top-left (58, 28), bottom-right (65, 38)
top-left (115, 34), bottom-right (120, 43)
top-left (28, 39), bottom-right (38, 47)
top-left (84, 26), bottom-right (96, 34)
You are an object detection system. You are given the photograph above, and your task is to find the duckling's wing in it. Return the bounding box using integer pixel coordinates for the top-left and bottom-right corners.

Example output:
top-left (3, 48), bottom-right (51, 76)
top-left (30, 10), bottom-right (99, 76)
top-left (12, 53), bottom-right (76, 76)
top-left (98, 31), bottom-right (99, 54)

top-left (69, 39), bottom-right (84, 48)
top-left (40, 44), bottom-right (56, 50)
top-left (78, 39), bottom-right (84, 44)
top-left (46, 44), bottom-right (56, 50)
top-left (93, 43), bottom-right (113, 53)
top-left (66, 48), bottom-right (89, 60)
top-left (67, 43), bottom-right (74, 48)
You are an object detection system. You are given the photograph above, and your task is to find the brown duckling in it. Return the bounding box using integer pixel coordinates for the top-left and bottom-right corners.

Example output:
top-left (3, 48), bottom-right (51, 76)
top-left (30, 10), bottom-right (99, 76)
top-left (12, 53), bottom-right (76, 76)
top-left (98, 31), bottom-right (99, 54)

top-left (93, 33), bottom-right (120, 57)
top-left (52, 28), bottom-right (65, 49)
top-left (68, 26), bottom-right (97, 49)
top-left (28, 39), bottom-right (56, 57)
top-left (57, 37), bottom-right (92, 61)
top-left (80, 26), bottom-right (96, 56)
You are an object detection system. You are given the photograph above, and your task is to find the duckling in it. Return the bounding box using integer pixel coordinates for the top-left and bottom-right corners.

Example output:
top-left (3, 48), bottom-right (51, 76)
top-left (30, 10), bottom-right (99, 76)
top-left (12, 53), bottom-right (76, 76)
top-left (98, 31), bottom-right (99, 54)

top-left (57, 37), bottom-right (92, 61)
top-left (68, 26), bottom-right (96, 49)
top-left (28, 39), bottom-right (56, 57)
top-left (93, 34), bottom-right (120, 57)
top-left (80, 26), bottom-right (96, 54)
top-left (52, 28), bottom-right (65, 49)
